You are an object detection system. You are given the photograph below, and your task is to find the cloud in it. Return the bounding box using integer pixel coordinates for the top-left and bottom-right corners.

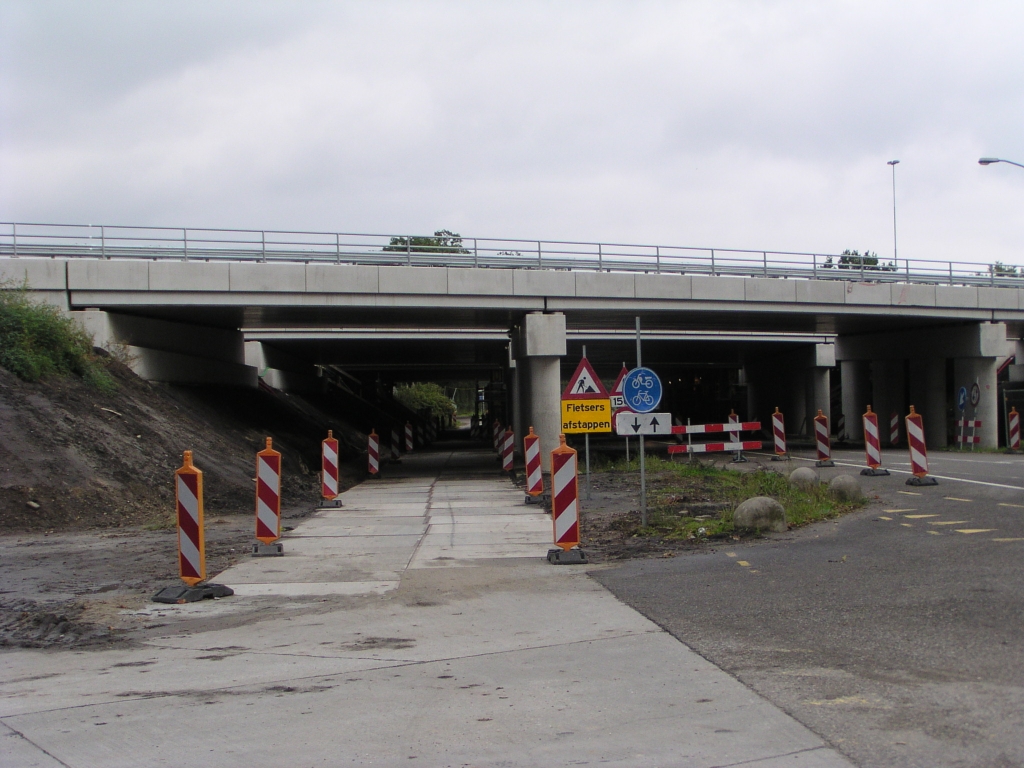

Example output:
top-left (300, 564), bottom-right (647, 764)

top-left (2, 1), bottom-right (1023, 265)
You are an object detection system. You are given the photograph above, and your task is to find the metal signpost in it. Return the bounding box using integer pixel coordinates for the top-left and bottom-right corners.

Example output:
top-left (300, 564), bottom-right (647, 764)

top-left (560, 349), bottom-right (611, 500)
top-left (626, 317), bottom-right (663, 528)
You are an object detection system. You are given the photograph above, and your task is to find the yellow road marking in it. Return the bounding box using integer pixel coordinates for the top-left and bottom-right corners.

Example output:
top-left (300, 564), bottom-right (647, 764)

top-left (900, 523), bottom-right (914, 527)
top-left (878, 516), bottom-right (892, 520)
top-left (928, 520), bottom-right (968, 525)
top-left (955, 529), bottom-right (996, 534)
top-left (904, 514), bottom-right (938, 519)
top-left (927, 531), bottom-right (941, 535)
top-left (992, 538), bottom-right (1024, 542)
top-left (725, 552), bottom-right (737, 558)
top-left (944, 497), bottom-right (973, 502)
top-left (898, 491), bottom-right (922, 496)
top-left (998, 503), bottom-right (1024, 509)
top-left (884, 509), bottom-right (917, 513)
top-left (737, 561), bottom-right (751, 567)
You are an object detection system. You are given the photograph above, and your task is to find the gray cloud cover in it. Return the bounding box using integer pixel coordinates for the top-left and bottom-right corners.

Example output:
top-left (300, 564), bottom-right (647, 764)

top-left (2, 1), bottom-right (1022, 266)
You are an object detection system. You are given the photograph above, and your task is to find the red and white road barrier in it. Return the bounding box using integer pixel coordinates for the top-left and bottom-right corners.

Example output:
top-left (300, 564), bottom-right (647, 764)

top-left (391, 428), bottom-right (401, 460)
top-left (956, 419), bottom-right (982, 446)
top-left (668, 440), bottom-right (762, 454)
top-left (492, 420), bottom-right (502, 451)
top-left (814, 410), bottom-right (833, 466)
top-left (905, 406), bottom-right (937, 485)
top-left (861, 406), bottom-right (888, 475)
top-left (551, 435), bottom-right (580, 551)
top-left (667, 420), bottom-right (762, 456)
top-left (322, 430), bottom-right (340, 500)
top-left (524, 427), bottom-right (543, 497)
top-left (255, 438), bottom-right (282, 544)
top-left (405, 421), bottom-right (414, 452)
top-left (772, 408), bottom-right (787, 459)
top-left (889, 411), bottom-right (900, 446)
top-left (367, 429), bottom-right (380, 475)
top-left (501, 429), bottom-right (515, 472)
top-left (1010, 407), bottom-right (1021, 451)
top-left (175, 451), bottom-right (206, 586)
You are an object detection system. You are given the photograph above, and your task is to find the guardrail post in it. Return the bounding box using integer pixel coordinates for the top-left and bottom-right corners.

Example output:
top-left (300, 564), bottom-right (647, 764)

top-left (710, 249), bottom-right (715, 275)
top-left (183, 228), bottom-right (189, 261)
top-left (905, 259), bottom-right (910, 281)
top-left (948, 262), bottom-right (953, 284)
top-left (537, 241), bottom-right (542, 268)
top-left (474, 238), bottom-right (478, 267)
top-left (812, 253), bottom-right (817, 278)
top-left (101, 226), bottom-right (106, 258)
top-left (407, 237), bottom-right (412, 266)
top-left (336, 233), bottom-right (341, 264)
top-left (763, 251), bottom-right (768, 277)
top-left (12, 223), bottom-right (16, 257)
top-left (655, 245), bottom-right (660, 274)
top-left (598, 243), bottom-right (603, 271)
top-left (261, 231), bottom-right (266, 263)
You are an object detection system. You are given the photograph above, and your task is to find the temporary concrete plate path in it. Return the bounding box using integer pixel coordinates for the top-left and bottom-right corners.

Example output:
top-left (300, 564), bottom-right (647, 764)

top-left (1, 449), bottom-right (853, 767)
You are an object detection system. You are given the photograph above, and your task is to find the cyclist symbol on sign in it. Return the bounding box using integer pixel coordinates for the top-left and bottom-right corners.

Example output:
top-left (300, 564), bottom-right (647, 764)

top-left (623, 367), bottom-right (662, 414)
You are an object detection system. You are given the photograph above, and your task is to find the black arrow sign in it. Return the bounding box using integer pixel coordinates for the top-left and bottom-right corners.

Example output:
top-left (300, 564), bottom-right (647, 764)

top-left (631, 418), bottom-right (641, 433)
top-left (650, 417), bottom-right (660, 432)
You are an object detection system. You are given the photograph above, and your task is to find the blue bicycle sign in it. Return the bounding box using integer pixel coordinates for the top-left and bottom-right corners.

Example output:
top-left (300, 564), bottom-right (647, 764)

top-left (622, 367), bottom-right (662, 414)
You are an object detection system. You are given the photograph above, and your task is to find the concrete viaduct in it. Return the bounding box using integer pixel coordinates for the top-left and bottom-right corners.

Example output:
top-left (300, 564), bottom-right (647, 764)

top-left (2, 232), bottom-right (1022, 460)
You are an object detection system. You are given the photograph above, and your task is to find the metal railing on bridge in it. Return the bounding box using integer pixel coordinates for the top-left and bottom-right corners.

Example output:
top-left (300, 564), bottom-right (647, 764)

top-left (0, 221), bottom-right (1021, 288)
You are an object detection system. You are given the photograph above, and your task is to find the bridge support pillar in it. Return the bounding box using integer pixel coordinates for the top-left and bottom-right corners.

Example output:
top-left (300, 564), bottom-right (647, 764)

top-left (840, 361), bottom-right (870, 442)
top-left (870, 360), bottom-right (907, 446)
top-left (518, 313), bottom-right (566, 473)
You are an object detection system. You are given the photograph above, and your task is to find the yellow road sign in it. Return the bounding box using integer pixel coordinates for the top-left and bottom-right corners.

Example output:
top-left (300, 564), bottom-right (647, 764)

top-left (561, 398), bottom-right (612, 433)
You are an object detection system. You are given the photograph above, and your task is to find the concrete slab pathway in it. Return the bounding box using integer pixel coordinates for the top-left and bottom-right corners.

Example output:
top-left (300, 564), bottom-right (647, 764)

top-left (0, 447), bottom-right (855, 767)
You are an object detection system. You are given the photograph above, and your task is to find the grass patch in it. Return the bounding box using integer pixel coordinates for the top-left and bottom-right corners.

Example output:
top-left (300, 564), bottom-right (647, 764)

top-left (603, 455), bottom-right (864, 540)
top-left (0, 281), bottom-right (115, 391)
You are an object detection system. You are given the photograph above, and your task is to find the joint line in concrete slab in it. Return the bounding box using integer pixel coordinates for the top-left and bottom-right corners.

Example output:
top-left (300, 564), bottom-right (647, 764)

top-left (0, 719), bottom-right (74, 768)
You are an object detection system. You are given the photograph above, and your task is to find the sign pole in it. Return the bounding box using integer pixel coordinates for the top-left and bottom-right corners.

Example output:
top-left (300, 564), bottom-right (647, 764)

top-left (636, 317), bottom-right (647, 528)
top-left (583, 345), bottom-right (591, 501)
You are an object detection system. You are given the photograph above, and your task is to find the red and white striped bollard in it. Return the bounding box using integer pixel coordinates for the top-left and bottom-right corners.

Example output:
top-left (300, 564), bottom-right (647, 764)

top-left (322, 430), bottom-right (340, 504)
top-left (771, 408), bottom-right (788, 461)
top-left (814, 409), bottom-right (834, 467)
top-left (368, 429), bottom-right (380, 476)
top-left (176, 451), bottom-right (205, 586)
top-left (861, 406), bottom-right (889, 476)
top-left (548, 435), bottom-right (587, 564)
top-left (502, 428), bottom-right (514, 472)
top-left (1009, 407), bottom-right (1021, 453)
top-left (905, 405), bottom-right (937, 486)
top-left (254, 437), bottom-right (284, 555)
top-left (524, 427), bottom-right (543, 499)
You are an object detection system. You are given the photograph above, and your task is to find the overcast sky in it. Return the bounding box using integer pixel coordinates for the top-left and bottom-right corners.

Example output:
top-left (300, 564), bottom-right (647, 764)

top-left (2, 1), bottom-right (1022, 266)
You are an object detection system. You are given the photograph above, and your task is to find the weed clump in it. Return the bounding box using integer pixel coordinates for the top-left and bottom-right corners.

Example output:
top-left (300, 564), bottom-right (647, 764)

top-left (0, 281), bottom-right (115, 391)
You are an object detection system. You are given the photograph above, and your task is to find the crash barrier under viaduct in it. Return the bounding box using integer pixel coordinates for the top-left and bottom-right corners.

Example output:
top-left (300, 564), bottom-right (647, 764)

top-left (1, 223), bottom-right (1022, 464)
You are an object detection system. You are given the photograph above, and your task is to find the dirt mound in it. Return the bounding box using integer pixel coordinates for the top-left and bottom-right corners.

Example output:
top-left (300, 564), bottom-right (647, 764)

top-left (0, 361), bottom-right (363, 532)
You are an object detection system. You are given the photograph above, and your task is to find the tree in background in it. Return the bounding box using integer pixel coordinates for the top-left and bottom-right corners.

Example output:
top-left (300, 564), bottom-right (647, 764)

top-left (822, 249), bottom-right (896, 271)
top-left (383, 230), bottom-right (470, 254)
top-left (393, 382), bottom-right (457, 422)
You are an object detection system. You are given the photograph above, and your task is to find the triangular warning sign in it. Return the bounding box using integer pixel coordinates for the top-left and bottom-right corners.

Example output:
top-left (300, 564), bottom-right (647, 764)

top-left (610, 365), bottom-right (631, 414)
top-left (562, 357), bottom-right (609, 400)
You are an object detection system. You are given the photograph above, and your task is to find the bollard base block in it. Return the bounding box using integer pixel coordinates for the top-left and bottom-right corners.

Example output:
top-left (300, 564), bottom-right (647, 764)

top-left (547, 547), bottom-right (588, 565)
top-left (524, 493), bottom-right (551, 506)
top-left (816, 459), bottom-right (835, 467)
top-left (252, 542), bottom-right (285, 557)
top-left (730, 453), bottom-right (748, 463)
top-left (771, 454), bottom-right (789, 462)
top-left (906, 475), bottom-right (938, 486)
top-left (153, 582), bottom-right (234, 604)
top-left (318, 499), bottom-right (343, 509)
top-left (861, 467), bottom-right (890, 476)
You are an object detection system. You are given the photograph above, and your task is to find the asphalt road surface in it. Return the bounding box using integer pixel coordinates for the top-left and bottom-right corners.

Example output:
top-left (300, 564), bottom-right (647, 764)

top-left (594, 449), bottom-right (1024, 768)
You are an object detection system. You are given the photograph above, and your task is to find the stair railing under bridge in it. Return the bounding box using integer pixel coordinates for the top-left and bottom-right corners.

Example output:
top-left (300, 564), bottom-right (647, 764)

top-left (0, 221), bottom-right (1021, 289)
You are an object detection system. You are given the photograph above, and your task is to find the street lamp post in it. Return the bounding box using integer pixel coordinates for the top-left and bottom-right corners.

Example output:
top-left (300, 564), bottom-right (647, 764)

top-left (979, 157), bottom-right (1024, 170)
top-left (887, 160), bottom-right (899, 262)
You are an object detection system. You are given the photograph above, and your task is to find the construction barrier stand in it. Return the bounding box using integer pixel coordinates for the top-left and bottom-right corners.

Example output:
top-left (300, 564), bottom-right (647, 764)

top-left (905, 405), bottom-right (938, 486)
top-left (524, 427), bottom-right (543, 496)
top-left (322, 430), bottom-right (340, 500)
top-left (255, 437), bottom-right (282, 545)
top-left (502, 428), bottom-right (515, 472)
top-left (814, 410), bottom-right (834, 467)
top-left (1009, 407), bottom-right (1021, 452)
top-left (175, 450), bottom-right (206, 587)
top-left (550, 435), bottom-right (580, 552)
top-left (368, 429), bottom-right (380, 475)
top-left (860, 405), bottom-right (889, 476)
top-left (772, 408), bottom-right (787, 460)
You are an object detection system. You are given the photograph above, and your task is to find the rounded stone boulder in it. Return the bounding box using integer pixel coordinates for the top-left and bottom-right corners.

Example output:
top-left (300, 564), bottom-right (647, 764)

top-left (733, 496), bottom-right (787, 533)
top-left (828, 474), bottom-right (863, 501)
top-left (788, 467), bottom-right (820, 490)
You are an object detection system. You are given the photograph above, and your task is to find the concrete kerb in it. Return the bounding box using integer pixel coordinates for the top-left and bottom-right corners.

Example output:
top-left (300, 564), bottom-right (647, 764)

top-left (0, 448), bottom-right (855, 767)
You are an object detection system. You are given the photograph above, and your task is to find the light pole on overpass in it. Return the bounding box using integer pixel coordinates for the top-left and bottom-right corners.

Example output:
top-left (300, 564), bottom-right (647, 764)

top-left (979, 157), bottom-right (1024, 170)
top-left (887, 160), bottom-right (900, 262)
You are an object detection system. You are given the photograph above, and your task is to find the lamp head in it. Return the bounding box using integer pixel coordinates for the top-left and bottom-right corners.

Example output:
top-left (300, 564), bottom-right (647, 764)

top-left (979, 157), bottom-right (1000, 165)
top-left (887, 160), bottom-right (899, 166)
